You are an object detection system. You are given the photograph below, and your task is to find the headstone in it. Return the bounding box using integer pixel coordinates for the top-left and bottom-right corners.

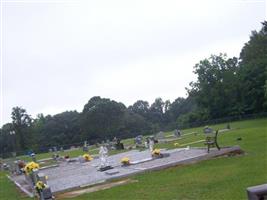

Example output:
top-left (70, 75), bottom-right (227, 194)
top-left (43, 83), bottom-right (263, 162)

top-left (149, 138), bottom-right (154, 153)
top-left (106, 139), bottom-right (112, 150)
top-left (99, 146), bottom-right (109, 168)
top-left (31, 153), bottom-right (36, 162)
top-left (83, 141), bottom-right (89, 152)
top-left (14, 161), bottom-right (21, 175)
top-left (60, 147), bottom-right (64, 152)
top-left (115, 138), bottom-right (124, 150)
top-left (203, 126), bottom-right (213, 134)
top-left (174, 129), bottom-right (181, 137)
top-left (53, 146), bottom-right (57, 152)
top-left (78, 156), bottom-right (85, 163)
top-left (135, 135), bottom-right (143, 145)
top-left (144, 141), bottom-right (148, 148)
top-left (155, 131), bottom-right (165, 140)
top-left (37, 173), bottom-right (47, 184)
top-left (36, 172), bottom-right (53, 200)
top-left (41, 187), bottom-right (53, 200)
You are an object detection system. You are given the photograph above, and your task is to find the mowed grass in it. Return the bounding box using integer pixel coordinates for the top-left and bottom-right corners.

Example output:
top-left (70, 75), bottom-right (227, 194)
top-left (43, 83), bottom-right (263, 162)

top-left (0, 172), bottom-right (32, 200)
top-left (71, 118), bottom-right (267, 200)
top-left (1, 118), bottom-right (266, 200)
top-left (16, 148), bottom-right (100, 162)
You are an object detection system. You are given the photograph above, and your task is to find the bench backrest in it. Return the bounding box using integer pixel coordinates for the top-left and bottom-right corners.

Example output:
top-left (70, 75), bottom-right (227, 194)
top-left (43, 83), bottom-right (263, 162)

top-left (206, 130), bottom-right (219, 142)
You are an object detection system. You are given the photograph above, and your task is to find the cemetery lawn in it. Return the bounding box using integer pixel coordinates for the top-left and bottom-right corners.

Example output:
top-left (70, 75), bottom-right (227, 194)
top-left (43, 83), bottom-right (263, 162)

top-left (1, 118), bottom-right (266, 200)
top-left (0, 172), bottom-right (32, 200)
top-left (71, 118), bottom-right (267, 200)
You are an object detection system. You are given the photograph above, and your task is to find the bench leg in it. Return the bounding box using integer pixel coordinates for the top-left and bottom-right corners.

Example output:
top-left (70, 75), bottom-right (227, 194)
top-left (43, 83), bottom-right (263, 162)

top-left (215, 142), bottom-right (220, 151)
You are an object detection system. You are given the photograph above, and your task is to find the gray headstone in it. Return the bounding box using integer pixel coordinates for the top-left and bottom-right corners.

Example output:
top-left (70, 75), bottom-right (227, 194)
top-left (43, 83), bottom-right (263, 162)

top-left (174, 129), bottom-right (181, 137)
top-left (204, 127), bottom-right (213, 134)
top-left (155, 131), bottom-right (165, 140)
top-left (42, 187), bottom-right (53, 200)
top-left (135, 135), bottom-right (143, 145)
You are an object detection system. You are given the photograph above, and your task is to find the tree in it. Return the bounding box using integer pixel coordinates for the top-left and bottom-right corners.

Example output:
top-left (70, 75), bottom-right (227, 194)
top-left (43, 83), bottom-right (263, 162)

top-left (81, 97), bottom-right (127, 141)
top-left (128, 100), bottom-right (150, 118)
top-left (11, 107), bottom-right (32, 152)
top-left (149, 98), bottom-right (165, 127)
top-left (0, 123), bottom-right (15, 158)
top-left (239, 21), bottom-right (267, 113)
top-left (187, 54), bottom-right (240, 119)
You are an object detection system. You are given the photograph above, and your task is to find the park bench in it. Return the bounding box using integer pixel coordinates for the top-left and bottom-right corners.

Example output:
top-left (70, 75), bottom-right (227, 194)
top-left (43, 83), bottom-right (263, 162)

top-left (204, 130), bottom-right (220, 153)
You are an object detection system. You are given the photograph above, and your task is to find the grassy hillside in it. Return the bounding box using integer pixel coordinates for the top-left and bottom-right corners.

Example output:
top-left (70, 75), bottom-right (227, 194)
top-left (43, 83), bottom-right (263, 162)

top-left (1, 118), bottom-right (266, 200)
top-left (71, 118), bottom-right (267, 200)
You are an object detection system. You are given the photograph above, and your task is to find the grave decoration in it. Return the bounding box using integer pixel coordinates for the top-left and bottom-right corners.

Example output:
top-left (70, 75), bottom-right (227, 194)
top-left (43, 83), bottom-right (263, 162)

top-left (121, 157), bottom-right (130, 166)
top-left (152, 149), bottom-right (161, 157)
top-left (99, 146), bottom-right (113, 171)
top-left (148, 138), bottom-right (154, 153)
top-left (174, 142), bottom-right (180, 147)
top-left (152, 148), bottom-right (170, 158)
top-left (35, 180), bottom-right (47, 193)
top-left (35, 174), bottom-right (54, 200)
top-left (24, 162), bottom-right (40, 175)
top-left (14, 160), bottom-right (25, 175)
top-left (83, 153), bottom-right (93, 162)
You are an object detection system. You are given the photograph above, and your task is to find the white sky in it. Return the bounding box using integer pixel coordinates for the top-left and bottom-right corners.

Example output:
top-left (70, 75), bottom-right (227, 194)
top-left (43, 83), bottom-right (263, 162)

top-left (1, 0), bottom-right (266, 126)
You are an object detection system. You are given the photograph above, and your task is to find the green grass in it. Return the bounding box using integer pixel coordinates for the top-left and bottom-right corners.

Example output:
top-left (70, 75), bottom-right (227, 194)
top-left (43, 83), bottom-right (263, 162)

top-left (0, 172), bottom-right (33, 200)
top-left (71, 118), bottom-right (267, 200)
top-left (14, 147), bottom-right (100, 162)
top-left (1, 118), bottom-right (266, 200)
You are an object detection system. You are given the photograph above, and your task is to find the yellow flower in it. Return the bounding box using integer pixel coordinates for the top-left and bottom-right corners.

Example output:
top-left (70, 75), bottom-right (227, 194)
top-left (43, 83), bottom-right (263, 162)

top-left (83, 154), bottom-right (93, 161)
top-left (174, 142), bottom-right (180, 147)
top-left (152, 149), bottom-right (161, 155)
top-left (121, 157), bottom-right (130, 165)
top-left (24, 162), bottom-right (39, 175)
top-left (35, 181), bottom-right (47, 191)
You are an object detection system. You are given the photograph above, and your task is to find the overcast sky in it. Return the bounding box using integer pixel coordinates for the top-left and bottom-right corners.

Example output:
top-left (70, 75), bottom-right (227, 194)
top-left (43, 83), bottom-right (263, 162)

top-left (1, 0), bottom-right (266, 126)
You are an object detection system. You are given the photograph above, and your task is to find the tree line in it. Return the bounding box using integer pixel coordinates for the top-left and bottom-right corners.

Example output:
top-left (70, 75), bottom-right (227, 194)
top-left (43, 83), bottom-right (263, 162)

top-left (1, 21), bottom-right (266, 158)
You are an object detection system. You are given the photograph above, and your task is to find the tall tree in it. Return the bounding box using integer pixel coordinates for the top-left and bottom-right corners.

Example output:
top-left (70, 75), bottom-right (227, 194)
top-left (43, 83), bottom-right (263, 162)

top-left (11, 107), bottom-right (32, 152)
top-left (187, 54), bottom-right (240, 119)
top-left (239, 21), bottom-right (267, 113)
top-left (81, 97), bottom-right (126, 141)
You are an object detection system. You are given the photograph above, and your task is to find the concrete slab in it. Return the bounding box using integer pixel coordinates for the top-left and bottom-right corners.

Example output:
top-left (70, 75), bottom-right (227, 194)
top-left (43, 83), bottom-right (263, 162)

top-left (11, 146), bottom-right (242, 195)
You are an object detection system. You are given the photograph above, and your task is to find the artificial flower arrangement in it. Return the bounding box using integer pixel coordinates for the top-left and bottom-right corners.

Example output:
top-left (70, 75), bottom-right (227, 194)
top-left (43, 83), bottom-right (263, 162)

top-left (152, 149), bottom-right (161, 157)
top-left (83, 153), bottom-right (93, 161)
top-left (35, 180), bottom-right (47, 193)
top-left (174, 142), bottom-right (180, 147)
top-left (24, 161), bottom-right (40, 175)
top-left (121, 157), bottom-right (130, 166)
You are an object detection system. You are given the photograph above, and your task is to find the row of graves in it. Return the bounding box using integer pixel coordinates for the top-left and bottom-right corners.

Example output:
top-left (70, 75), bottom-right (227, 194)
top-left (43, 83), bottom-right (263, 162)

top-left (134, 129), bottom-right (181, 148)
top-left (8, 125), bottom-right (243, 199)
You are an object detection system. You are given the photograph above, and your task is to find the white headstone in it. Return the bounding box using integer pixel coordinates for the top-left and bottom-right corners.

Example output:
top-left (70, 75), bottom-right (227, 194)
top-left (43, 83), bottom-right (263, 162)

top-left (99, 146), bottom-right (109, 168)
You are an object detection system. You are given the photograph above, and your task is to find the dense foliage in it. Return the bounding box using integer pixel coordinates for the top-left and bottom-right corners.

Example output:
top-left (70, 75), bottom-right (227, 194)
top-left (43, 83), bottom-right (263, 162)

top-left (1, 22), bottom-right (266, 157)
